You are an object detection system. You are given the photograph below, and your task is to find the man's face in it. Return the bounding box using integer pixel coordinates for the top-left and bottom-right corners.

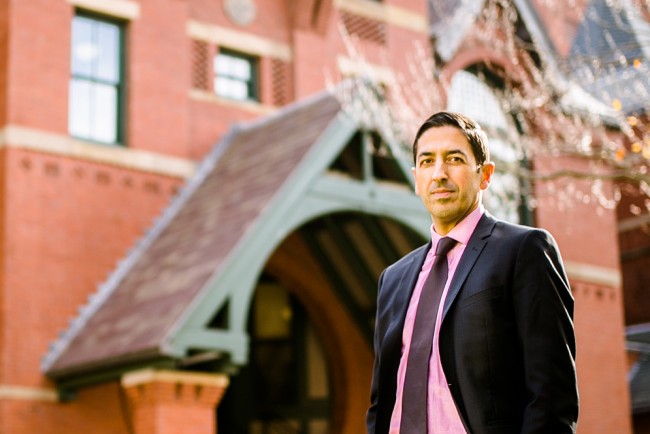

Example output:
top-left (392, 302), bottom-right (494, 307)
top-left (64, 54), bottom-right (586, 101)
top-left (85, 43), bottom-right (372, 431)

top-left (412, 126), bottom-right (494, 235)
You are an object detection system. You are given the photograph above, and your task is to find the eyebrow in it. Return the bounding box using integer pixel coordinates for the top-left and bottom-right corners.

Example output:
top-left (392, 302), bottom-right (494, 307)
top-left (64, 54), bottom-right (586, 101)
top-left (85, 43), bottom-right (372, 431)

top-left (417, 148), bottom-right (469, 160)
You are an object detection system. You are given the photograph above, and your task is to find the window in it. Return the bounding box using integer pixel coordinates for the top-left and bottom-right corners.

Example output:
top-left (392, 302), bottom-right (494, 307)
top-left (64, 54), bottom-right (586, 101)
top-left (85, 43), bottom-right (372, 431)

top-left (214, 49), bottom-right (258, 102)
top-left (447, 69), bottom-right (529, 224)
top-left (69, 14), bottom-right (124, 144)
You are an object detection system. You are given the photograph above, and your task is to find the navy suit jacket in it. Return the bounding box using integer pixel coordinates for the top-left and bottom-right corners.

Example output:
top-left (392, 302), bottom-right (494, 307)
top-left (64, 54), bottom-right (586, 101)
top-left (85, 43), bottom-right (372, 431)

top-left (367, 213), bottom-right (579, 434)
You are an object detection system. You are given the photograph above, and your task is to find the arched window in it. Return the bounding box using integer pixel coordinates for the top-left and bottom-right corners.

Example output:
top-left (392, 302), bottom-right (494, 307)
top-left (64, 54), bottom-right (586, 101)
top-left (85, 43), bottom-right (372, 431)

top-left (447, 69), bottom-right (528, 224)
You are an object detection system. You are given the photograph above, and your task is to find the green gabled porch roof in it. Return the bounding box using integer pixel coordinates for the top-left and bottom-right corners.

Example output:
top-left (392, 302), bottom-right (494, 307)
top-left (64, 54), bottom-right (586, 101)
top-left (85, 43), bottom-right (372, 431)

top-left (41, 89), bottom-right (430, 387)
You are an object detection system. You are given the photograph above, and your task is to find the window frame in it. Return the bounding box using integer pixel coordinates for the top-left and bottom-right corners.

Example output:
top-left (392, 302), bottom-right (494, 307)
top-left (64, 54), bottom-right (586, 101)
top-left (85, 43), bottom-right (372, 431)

top-left (69, 11), bottom-right (126, 146)
top-left (213, 47), bottom-right (259, 103)
top-left (446, 68), bottom-right (532, 225)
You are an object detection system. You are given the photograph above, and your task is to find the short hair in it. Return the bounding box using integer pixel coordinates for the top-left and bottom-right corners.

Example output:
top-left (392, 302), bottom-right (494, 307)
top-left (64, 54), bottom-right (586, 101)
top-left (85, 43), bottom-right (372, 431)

top-left (412, 111), bottom-right (490, 166)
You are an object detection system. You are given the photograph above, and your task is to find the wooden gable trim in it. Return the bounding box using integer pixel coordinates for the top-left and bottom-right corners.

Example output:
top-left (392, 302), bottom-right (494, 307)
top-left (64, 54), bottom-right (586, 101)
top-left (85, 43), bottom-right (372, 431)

top-left (165, 113), bottom-right (429, 366)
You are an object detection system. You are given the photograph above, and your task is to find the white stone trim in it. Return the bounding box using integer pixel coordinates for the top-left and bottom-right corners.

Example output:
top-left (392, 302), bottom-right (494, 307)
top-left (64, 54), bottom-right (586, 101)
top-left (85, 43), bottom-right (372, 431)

top-left (189, 89), bottom-right (277, 115)
top-left (618, 213), bottom-right (650, 232)
top-left (0, 385), bottom-right (58, 402)
top-left (564, 260), bottom-right (622, 288)
top-left (121, 368), bottom-right (229, 388)
top-left (336, 55), bottom-right (395, 84)
top-left (187, 20), bottom-right (292, 61)
top-left (67, 0), bottom-right (140, 20)
top-left (334, 0), bottom-right (428, 33)
top-left (0, 126), bottom-right (195, 179)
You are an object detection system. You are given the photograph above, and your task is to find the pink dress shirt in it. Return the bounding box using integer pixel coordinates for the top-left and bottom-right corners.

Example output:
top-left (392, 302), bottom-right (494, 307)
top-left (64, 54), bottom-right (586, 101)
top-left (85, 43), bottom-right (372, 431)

top-left (389, 206), bottom-right (484, 434)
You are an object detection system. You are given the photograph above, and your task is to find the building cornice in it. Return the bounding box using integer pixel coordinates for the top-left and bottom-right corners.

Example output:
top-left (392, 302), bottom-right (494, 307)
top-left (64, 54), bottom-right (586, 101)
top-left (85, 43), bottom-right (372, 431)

top-left (336, 55), bottom-right (395, 84)
top-left (564, 260), bottom-right (622, 288)
top-left (0, 385), bottom-right (58, 402)
top-left (189, 89), bottom-right (277, 114)
top-left (0, 126), bottom-right (195, 179)
top-left (121, 368), bottom-right (229, 389)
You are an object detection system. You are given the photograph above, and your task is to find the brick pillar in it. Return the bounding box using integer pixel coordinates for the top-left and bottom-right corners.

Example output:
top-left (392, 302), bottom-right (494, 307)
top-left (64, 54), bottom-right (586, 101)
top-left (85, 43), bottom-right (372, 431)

top-left (121, 368), bottom-right (229, 434)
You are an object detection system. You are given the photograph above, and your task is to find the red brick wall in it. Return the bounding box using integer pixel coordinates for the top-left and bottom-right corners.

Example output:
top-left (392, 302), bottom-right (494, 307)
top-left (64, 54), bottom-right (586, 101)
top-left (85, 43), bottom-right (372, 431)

top-left (0, 1), bottom-right (9, 125)
top-left (183, 0), bottom-right (294, 158)
top-left (187, 99), bottom-right (260, 159)
top-left (2, 383), bottom-right (128, 433)
top-left (293, 27), bottom-right (337, 98)
top-left (534, 157), bottom-right (621, 269)
top-left (128, 0), bottom-right (191, 156)
top-left (5, 0), bottom-right (192, 155)
top-left (7, 0), bottom-right (71, 132)
top-left (1, 148), bottom-right (182, 387)
top-left (534, 158), bottom-right (632, 433)
top-left (573, 281), bottom-right (633, 434)
top-left (0, 148), bottom-right (6, 389)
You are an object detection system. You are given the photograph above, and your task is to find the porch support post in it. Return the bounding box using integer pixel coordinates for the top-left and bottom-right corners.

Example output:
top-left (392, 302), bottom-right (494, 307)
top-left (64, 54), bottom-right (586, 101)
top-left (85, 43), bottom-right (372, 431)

top-left (121, 369), bottom-right (229, 434)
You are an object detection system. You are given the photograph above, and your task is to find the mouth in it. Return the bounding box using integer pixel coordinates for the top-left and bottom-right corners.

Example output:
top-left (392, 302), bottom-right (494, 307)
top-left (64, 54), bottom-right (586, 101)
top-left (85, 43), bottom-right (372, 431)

top-left (430, 188), bottom-right (455, 199)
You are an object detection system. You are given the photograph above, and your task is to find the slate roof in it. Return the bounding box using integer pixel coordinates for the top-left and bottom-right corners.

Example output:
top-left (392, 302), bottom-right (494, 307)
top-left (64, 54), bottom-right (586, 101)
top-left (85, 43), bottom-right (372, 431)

top-left (568, 0), bottom-right (650, 114)
top-left (42, 91), bottom-right (342, 377)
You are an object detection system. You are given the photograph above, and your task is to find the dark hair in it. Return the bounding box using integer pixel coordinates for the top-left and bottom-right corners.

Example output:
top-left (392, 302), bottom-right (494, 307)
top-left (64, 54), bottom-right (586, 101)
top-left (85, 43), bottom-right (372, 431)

top-left (412, 111), bottom-right (490, 166)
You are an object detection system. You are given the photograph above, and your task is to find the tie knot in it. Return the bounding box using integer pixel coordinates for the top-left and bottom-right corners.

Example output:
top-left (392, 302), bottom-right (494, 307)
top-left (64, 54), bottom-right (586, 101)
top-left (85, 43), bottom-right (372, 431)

top-left (435, 237), bottom-right (457, 256)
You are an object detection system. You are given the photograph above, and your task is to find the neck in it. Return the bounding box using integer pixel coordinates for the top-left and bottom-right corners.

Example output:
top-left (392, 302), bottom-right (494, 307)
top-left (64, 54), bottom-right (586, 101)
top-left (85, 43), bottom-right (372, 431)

top-left (432, 203), bottom-right (480, 236)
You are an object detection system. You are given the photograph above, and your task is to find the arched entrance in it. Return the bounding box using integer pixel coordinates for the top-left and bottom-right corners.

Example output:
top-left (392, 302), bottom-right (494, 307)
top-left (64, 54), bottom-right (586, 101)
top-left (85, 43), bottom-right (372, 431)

top-left (217, 212), bottom-right (427, 434)
top-left (217, 277), bottom-right (332, 434)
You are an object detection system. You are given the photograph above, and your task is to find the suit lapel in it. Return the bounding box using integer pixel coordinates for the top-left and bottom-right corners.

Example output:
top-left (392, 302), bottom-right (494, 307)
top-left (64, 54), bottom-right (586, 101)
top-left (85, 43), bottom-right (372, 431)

top-left (441, 213), bottom-right (496, 320)
top-left (399, 243), bottom-right (429, 301)
top-left (384, 243), bottom-right (430, 349)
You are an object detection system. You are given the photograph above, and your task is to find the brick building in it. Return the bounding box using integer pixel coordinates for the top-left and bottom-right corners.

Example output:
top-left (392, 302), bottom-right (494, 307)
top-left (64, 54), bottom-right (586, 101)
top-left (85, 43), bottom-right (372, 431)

top-left (0, 0), bottom-right (644, 433)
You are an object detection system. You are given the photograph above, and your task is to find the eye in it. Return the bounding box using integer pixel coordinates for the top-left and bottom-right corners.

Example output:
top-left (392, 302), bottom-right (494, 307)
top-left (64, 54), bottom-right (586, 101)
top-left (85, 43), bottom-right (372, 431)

top-left (419, 157), bottom-right (433, 167)
top-left (447, 155), bottom-right (466, 164)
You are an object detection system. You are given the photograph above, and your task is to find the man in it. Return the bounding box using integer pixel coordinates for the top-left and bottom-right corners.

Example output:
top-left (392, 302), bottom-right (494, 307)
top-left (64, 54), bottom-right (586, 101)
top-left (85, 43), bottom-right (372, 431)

top-left (367, 112), bottom-right (578, 434)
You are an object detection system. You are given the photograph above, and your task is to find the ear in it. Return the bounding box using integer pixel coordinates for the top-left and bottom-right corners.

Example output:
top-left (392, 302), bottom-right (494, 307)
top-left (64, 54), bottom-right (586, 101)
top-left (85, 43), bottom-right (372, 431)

top-left (411, 166), bottom-right (419, 194)
top-left (480, 162), bottom-right (495, 190)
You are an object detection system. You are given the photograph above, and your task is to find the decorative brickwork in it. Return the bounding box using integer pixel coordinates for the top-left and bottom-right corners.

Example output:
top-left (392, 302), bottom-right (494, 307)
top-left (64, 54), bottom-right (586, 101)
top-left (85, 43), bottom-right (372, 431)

top-left (571, 279), bottom-right (633, 434)
top-left (191, 39), bottom-right (210, 91)
top-left (340, 11), bottom-right (386, 45)
top-left (271, 58), bottom-right (292, 106)
top-left (574, 281), bottom-right (618, 302)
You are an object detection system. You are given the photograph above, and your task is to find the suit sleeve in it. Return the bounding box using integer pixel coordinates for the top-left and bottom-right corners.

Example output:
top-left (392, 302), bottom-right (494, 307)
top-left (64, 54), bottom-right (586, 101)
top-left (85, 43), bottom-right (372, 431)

top-left (366, 269), bottom-right (385, 434)
top-left (514, 229), bottom-right (579, 433)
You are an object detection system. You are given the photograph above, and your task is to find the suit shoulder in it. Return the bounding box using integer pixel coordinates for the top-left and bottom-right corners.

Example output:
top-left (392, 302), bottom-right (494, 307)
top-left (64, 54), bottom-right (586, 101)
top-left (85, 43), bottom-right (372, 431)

top-left (492, 218), bottom-right (555, 241)
top-left (488, 219), bottom-right (562, 260)
top-left (383, 243), bottom-right (429, 275)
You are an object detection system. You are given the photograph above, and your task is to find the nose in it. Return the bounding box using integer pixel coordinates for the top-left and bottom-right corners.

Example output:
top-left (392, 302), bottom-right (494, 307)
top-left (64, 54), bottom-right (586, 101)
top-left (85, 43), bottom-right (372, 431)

top-left (431, 160), bottom-right (448, 181)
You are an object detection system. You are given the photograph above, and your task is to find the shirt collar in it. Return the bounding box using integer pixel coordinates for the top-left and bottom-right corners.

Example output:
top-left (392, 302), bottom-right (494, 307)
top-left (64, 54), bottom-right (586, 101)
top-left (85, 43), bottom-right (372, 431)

top-left (429, 204), bottom-right (485, 247)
